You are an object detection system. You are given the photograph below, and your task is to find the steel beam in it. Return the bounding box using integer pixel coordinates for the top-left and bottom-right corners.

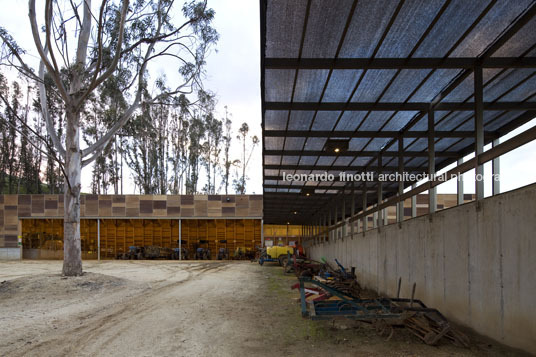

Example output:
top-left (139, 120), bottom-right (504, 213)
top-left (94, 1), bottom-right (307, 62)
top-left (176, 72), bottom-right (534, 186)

top-left (264, 57), bottom-right (536, 70)
top-left (264, 101), bottom-right (536, 112)
top-left (264, 130), bottom-right (498, 139)
top-left (264, 149), bottom-right (459, 157)
top-left (269, 164), bottom-right (425, 171)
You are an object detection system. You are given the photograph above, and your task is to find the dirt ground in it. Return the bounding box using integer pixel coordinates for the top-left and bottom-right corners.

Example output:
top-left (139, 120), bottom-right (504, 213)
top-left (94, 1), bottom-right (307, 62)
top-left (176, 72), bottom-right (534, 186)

top-left (0, 261), bottom-right (528, 357)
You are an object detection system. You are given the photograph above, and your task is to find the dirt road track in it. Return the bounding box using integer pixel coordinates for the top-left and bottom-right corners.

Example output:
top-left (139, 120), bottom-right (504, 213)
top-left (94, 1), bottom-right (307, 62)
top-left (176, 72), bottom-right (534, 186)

top-left (0, 261), bottom-right (265, 357)
top-left (0, 261), bottom-right (528, 357)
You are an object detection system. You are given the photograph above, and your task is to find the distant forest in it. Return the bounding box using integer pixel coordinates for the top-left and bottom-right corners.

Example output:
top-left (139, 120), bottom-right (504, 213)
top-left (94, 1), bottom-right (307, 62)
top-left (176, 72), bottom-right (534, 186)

top-left (0, 73), bottom-right (258, 195)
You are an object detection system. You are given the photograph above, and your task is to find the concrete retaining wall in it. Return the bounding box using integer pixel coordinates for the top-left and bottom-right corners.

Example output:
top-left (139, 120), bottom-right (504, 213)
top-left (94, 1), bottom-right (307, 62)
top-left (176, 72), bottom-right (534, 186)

top-left (305, 183), bottom-right (536, 354)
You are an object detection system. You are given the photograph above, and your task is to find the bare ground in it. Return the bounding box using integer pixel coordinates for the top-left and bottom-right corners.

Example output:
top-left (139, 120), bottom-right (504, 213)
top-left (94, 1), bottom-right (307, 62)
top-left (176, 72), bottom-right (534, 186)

top-left (0, 261), bottom-right (527, 357)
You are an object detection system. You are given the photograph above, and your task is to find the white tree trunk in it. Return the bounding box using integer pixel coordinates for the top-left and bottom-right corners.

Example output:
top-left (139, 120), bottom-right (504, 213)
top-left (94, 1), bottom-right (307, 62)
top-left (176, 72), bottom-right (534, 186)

top-left (63, 109), bottom-right (82, 276)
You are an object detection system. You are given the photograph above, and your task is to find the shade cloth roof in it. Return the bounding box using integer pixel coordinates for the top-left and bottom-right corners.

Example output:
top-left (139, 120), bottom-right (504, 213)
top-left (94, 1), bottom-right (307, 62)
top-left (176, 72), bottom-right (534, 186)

top-left (261, 0), bottom-right (536, 224)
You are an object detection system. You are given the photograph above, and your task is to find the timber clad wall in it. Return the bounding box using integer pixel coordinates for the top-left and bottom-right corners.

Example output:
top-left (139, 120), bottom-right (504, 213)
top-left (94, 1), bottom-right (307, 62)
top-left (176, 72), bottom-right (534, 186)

top-left (0, 194), bottom-right (262, 249)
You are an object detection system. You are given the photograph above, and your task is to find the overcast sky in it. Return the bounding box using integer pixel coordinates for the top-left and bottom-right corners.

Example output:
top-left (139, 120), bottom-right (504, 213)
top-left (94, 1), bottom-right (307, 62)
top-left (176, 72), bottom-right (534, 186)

top-left (1, 0), bottom-right (535, 197)
top-left (0, 0), bottom-right (263, 194)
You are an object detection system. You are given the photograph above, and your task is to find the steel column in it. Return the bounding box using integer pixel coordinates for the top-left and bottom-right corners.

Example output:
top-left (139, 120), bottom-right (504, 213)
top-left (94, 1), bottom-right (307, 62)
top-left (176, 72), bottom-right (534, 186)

top-left (261, 219), bottom-right (264, 248)
top-left (411, 184), bottom-right (417, 218)
top-left (351, 183), bottom-right (355, 238)
top-left (342, 195), bottom-right (346, 239)
top-left (334, 204), bottom-right (338, 239)
top-left (377, 154), bottom-right (383, 228)
top-left (397, 138), bottom-right (404, 223)
top-left (428, 108), bottom-right (437, 213)
top-left (457, 158), bottom-right (464, 205)
top-left (179, 219), bottom-right (182, 260)
top-left (475, 65), bottom-right (485, 201)
top-left (362, 185), bottom-right (367, 233)
top-left (97, 219), bottom-right (100, 262)
top-left (492, 139), bottom-right (501, 195)
top-left (327, 208), bottom-right (332, 242)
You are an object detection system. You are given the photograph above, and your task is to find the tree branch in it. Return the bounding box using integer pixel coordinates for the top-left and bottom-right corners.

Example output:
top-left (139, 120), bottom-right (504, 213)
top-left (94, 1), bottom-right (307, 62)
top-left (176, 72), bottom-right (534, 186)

top-left (76, 0), bottom-right (129, 109)
top-left (29, 0), bottom-right (70, 103)
top-left (38, 44), bottom-right (66, 158)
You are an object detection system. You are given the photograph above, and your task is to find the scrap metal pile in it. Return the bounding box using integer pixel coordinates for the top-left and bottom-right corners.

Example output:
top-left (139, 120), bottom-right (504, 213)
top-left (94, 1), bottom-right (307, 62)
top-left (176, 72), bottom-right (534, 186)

top-left (284, 254), bottom-right (469, 348)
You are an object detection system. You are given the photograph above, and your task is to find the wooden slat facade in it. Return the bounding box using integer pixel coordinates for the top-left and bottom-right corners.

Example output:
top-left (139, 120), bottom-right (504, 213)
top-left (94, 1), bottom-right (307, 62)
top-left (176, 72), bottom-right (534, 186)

top-left (0, 194), bottom-right (262, 249)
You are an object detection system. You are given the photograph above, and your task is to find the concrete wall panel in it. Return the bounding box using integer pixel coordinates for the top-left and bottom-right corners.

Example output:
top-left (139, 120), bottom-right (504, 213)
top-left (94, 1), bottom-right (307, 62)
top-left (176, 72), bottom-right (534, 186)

top-left (305, 183), bottom-right (536, 354)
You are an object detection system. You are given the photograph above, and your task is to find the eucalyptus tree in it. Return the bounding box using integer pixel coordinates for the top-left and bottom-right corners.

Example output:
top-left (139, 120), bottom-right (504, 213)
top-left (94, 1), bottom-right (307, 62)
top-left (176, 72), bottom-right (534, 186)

top-left (198, 90), bottom-right (221, 194)
top-left (233, 122), bottom-right (259, 194)
top-left (185, 111), bottom-right (206, 194)
top-left (221, 106), bottom-right (237, 195)
top-left (169, 94), bottom-right (190, 194)
top-left (0, 0), bottom-right (217, 275)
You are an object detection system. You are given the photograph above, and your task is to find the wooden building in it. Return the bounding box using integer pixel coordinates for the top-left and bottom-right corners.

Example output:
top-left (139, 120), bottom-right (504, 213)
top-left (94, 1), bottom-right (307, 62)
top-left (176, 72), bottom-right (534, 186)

top-left (0, 194), bottom-right (263, 260)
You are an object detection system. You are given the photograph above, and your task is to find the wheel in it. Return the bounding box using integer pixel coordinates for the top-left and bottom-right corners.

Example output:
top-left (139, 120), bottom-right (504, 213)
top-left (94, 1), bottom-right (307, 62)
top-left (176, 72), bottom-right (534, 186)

top-left (281, 256), bottom-right (289, 267)
top-left (278, 255), bottom-right (287, 266)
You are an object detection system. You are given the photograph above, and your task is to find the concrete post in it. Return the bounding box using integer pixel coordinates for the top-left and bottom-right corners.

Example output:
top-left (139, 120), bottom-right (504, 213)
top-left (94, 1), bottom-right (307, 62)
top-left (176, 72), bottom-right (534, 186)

top-left (457, 158), bottom-right (464, 205)
top-left (428, 108), bottom-right (437, 214)
top-left (474, 65), bottom-right (485, 201)
top-left (493, 138), bottom-right (501, 195)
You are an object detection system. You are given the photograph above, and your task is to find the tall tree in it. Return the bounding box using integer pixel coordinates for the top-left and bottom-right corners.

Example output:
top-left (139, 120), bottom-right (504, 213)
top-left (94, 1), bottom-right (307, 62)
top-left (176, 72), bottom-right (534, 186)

top-left (185, 111), bottom-right (206, 194)
top-left (169, 95), bottom-right (190, 194)
top-left (221, 106), bottom-right (237, 195)
top-left (233, 122), bottom-right (259, 194)
top-left (0, 0), bottom-right (217, 275)
top-left (199, 91), bottom-right (221, 194)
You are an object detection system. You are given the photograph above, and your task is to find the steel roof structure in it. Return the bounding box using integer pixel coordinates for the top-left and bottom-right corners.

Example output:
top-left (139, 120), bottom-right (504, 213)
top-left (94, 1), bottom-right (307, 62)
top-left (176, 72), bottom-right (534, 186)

top-left (260, 0), bottom-right (536, 225)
